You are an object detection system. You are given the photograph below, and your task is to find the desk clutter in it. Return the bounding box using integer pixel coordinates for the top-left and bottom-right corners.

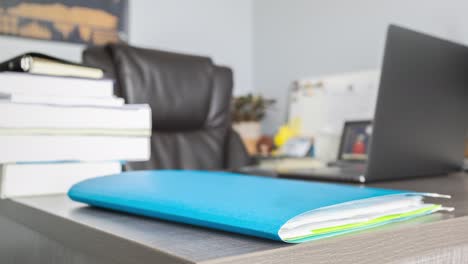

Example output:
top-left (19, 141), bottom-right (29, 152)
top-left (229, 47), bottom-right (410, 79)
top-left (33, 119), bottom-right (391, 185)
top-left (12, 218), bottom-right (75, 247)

top-left (0, 53), bottom-right (151, 198)
top-left (69, 170), bottom-right (453, 243)
top-left (244, 70), bottom-right (380, 160)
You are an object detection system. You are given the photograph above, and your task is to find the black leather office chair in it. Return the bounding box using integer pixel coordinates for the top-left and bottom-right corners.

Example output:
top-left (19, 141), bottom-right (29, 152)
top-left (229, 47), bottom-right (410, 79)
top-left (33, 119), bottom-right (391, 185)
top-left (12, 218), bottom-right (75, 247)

top-left (82, 44), bottom-right (251, 170)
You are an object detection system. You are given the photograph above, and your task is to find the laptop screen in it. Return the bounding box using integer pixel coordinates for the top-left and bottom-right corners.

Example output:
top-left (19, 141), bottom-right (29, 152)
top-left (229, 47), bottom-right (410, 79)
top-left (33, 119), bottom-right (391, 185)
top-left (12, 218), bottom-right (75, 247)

top-left (338, 121), bottom-right (372, 161)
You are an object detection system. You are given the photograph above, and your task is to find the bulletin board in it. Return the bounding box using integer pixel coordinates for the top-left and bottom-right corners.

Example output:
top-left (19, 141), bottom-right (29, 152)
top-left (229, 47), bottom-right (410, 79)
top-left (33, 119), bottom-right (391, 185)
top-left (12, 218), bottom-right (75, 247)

top-left (289, 70), bottom-right (381, 137)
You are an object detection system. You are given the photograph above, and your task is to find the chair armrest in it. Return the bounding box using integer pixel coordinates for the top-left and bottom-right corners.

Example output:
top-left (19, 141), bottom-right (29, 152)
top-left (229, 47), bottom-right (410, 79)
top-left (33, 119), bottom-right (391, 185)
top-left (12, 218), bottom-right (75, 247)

top-left (224, 128), bottom-right (253, 169)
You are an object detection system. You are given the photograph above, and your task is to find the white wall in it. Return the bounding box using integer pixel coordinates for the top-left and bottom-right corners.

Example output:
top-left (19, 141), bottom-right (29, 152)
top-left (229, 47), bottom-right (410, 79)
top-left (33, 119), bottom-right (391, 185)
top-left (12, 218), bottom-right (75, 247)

top-left (130, 0), bottom-right (253, 94)
top-left (0, 0), bottom-right (253, 94)
top-left (253, 0), bottom-right (468, 134)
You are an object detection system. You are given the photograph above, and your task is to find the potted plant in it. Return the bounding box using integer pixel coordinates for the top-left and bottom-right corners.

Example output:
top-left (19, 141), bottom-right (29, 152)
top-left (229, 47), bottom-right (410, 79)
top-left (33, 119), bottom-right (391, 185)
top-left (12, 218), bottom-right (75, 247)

top-left (232, 94), bottom-right (275, 154)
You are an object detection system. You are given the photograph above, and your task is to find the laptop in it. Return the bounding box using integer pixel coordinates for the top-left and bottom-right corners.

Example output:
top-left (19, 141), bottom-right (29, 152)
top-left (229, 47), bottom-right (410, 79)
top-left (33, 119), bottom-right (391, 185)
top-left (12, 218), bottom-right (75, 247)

top-left (279, 25), bottom-right (468, 183)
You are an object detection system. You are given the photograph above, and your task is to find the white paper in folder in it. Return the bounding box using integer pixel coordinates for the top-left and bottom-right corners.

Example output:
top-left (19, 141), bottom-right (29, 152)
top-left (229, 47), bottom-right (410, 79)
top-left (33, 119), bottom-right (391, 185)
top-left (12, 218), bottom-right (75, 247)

top-left (289, 70), bottom-right (380, 136)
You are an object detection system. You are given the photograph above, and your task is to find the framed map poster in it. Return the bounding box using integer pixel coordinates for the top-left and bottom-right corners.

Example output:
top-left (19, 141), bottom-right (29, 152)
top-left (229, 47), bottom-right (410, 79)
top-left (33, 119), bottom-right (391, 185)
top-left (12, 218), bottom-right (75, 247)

top-left (0, 0), bottom-right (128, 45)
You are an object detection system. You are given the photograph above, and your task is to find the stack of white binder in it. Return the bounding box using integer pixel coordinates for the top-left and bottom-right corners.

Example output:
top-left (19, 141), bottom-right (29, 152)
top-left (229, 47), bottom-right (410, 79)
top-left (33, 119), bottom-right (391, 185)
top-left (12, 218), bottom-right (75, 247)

top-left (0, 72), bottom-right (151, 198)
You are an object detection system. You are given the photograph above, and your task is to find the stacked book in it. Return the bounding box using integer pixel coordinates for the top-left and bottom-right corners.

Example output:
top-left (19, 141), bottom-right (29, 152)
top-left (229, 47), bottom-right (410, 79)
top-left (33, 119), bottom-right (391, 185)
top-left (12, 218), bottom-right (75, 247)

top-left (0, 53), bottom-right (151, 198)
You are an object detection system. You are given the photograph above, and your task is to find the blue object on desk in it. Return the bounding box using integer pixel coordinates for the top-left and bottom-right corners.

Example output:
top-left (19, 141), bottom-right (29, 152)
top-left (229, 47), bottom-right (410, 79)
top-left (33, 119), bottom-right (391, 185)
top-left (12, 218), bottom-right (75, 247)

top-left (68, 170), bottom-right (426, 242)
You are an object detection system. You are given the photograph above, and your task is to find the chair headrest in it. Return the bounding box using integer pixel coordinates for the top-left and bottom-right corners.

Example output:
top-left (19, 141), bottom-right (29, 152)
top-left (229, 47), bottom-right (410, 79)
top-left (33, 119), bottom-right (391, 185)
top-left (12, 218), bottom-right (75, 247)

top-left (111, 45), bottom-right (218, 131)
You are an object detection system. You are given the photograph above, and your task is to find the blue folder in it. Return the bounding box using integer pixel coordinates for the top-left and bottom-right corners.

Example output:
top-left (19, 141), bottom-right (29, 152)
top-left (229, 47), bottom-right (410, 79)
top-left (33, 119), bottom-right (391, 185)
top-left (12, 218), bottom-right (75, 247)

top-left (68, 170), bottom-right (438, 242)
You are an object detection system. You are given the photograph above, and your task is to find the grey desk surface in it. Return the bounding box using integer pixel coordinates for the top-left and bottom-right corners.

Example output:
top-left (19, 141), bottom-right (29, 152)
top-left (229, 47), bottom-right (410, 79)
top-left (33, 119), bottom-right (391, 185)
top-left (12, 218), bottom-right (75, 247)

top-left (1, 173), bottom-right (468, 264)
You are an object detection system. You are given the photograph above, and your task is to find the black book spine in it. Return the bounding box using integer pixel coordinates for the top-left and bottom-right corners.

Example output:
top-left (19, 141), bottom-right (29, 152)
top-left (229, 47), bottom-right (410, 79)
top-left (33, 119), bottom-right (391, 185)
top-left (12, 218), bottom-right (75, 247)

top-left (0, 55), bottom-right (27, 73)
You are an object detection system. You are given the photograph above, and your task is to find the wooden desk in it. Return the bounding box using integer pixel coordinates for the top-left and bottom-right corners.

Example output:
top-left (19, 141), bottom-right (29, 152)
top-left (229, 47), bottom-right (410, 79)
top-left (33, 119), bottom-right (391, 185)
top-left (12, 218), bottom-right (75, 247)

top-left (1, 173), bottom-right (468, 264)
